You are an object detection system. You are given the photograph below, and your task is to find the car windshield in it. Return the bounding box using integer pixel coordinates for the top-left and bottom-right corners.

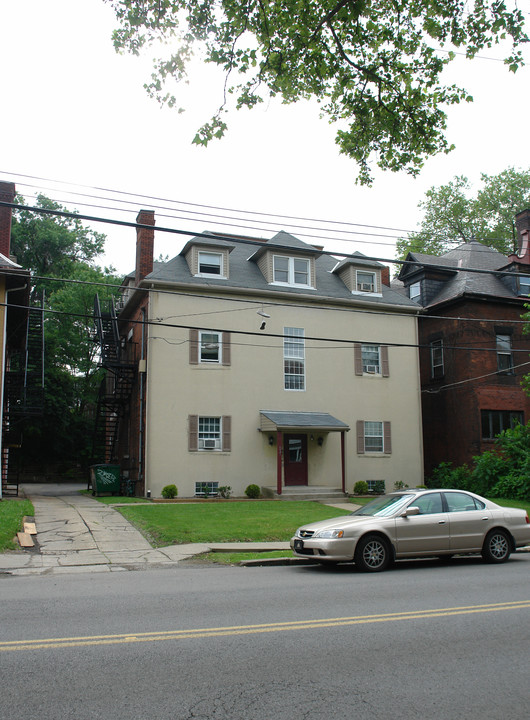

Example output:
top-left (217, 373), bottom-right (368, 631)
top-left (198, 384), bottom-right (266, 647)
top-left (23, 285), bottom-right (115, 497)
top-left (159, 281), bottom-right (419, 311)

top-left (351, 494), bottom-right (414, 517)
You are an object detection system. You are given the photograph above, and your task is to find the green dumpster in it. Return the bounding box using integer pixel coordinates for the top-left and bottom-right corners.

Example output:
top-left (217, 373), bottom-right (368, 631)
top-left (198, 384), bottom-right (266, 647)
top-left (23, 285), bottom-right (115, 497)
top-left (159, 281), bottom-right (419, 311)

top-left (90, 464), bottom-right (121, 496)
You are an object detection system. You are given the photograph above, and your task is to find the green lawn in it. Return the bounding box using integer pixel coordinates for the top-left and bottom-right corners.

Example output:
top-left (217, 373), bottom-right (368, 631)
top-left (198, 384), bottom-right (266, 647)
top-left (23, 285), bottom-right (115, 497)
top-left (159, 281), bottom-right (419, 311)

top-left (118, 501), bottom-right (350, 547)
top-left (0, 498), bottom-right (34, 551)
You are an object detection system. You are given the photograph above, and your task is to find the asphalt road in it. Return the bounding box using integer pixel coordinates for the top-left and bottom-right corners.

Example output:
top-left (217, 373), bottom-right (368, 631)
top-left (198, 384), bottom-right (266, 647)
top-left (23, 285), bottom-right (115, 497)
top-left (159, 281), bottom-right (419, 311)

top-left (1, 555), bottom-right (529, 720)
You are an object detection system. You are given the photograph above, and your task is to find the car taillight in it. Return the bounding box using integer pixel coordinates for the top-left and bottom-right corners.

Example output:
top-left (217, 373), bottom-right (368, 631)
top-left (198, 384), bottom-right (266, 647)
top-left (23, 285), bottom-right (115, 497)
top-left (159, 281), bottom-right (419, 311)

top-left (525, 513), bottom-right (529, 525)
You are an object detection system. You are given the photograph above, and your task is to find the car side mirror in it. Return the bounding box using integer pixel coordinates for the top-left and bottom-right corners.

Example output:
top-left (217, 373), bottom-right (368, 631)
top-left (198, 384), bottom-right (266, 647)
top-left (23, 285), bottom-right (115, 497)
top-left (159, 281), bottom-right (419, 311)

top-left (402, 506), bottom-right (420, 517)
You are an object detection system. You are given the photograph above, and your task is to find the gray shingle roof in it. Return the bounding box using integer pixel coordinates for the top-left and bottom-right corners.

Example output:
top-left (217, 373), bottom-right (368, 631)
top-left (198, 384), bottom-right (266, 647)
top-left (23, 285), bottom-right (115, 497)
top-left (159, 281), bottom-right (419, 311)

top-left (142, 231), bottom-right (418, 309)
top-left (260, 411), bottom-right (350, 430)
top-left (402, 242), bottom-right (523, 308)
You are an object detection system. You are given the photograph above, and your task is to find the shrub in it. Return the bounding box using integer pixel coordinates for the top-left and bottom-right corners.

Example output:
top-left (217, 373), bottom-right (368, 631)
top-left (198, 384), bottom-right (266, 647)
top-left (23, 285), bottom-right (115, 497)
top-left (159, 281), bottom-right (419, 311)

top-left (245, 484), bottom-right (261, 499)
top-left (353, 480), bottom-right (369, 495)
top-left (219, 486), bottom-right (232, 499)
top-left (428, 462), bottom-right (472, 490)
top-left (161, 484), bottom-right (178, 499)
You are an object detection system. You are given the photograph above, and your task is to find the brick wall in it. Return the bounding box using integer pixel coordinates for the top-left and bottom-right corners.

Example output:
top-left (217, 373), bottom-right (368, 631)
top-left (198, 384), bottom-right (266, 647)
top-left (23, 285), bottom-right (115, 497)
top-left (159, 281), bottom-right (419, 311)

top-left (420, 298), bottom-right (530, 476)
top-left (0, 181), bottom-right (15, 258)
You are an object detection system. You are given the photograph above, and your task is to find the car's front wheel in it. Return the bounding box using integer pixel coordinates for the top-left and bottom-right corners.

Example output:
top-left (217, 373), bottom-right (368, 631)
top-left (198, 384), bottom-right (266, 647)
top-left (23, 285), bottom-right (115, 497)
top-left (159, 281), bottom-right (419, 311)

top-left (482, 529), bottom-right (511, 563)
top-left (354, 534), bottom-right (391, 572)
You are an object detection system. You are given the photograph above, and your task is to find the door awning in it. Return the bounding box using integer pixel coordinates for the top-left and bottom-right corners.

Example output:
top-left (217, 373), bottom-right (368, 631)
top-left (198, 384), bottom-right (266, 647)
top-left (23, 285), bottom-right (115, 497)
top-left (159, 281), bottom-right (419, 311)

top-left (259, 411), bottom-right (350, 433)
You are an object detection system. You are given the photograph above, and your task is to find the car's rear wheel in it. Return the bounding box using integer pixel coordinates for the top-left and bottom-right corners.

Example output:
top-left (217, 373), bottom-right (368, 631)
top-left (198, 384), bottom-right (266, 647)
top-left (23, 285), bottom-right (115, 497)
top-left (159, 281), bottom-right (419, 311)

top-left (482, 529), bottom-right (511, 563)
top-left (354, 534), bottom-right (390, 572)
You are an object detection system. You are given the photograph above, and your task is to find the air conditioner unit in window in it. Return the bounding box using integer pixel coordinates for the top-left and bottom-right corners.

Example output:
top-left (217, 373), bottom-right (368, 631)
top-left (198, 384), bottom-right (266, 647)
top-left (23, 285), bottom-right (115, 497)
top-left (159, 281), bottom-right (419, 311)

top-left (202, 439), bottom-right (217, 449)
top-left (364, 365), bottom-right (378, 374)
top-left (359, 282), bottom-right (374, 292)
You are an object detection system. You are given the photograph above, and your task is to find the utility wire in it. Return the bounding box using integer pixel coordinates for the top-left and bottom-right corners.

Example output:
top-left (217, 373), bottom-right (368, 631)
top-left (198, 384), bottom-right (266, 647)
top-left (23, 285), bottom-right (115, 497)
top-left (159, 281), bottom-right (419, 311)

top-left (2, 199), bottom-right (529, 280)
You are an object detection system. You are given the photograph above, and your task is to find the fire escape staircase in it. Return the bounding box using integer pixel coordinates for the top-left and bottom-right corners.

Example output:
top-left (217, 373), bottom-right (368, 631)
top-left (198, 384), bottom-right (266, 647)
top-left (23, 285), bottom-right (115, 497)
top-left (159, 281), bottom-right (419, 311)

top-left (92, 295), bottom-right (135, 465)
top-left (2, 292), bottom-right (45, 496)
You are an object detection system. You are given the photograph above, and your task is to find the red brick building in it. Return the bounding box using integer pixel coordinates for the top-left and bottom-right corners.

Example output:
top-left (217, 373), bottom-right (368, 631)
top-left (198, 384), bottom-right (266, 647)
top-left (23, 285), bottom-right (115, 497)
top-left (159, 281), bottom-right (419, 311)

top-left (397, 210), bottom-right (530, 477)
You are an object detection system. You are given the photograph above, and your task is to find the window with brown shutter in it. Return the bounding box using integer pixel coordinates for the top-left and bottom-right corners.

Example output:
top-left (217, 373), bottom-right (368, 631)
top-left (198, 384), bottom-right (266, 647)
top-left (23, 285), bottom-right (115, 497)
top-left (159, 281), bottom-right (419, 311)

top-left (189, 329), bottom-right (199, 364)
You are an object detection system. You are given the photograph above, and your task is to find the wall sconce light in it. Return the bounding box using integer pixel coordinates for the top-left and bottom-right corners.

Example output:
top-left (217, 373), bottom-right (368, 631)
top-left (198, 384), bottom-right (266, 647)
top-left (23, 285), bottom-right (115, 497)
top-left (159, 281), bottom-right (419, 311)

top-left (310, 434), bottom-right (314, 441)
top-left (268, 436), bottom-right (274, 446)
top-left (317, 437), bottom-right (324, 446)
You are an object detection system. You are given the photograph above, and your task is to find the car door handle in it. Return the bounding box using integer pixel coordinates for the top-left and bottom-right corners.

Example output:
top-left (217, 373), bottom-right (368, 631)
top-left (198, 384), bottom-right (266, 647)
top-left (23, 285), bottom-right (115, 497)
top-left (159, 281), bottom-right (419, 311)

top-left (482, 517), bottom-right (489, 521)
top-left (438, 520), bottom-right (446, 525)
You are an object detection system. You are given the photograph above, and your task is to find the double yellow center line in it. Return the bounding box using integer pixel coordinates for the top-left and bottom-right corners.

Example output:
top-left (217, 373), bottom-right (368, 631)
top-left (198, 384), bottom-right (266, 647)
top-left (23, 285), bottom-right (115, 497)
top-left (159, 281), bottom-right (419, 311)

top-left (2, 600), bottom-right (529, 653)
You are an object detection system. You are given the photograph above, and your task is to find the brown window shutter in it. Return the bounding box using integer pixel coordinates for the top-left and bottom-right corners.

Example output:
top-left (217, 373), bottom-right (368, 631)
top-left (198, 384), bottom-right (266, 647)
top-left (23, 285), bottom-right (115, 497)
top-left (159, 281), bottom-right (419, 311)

top-left (222, 332), bottom-right (231, 366)
top-left (189, 329), bottom-right (199, 364)
top-left (381, 346), bottom-right (389, 377)
top-left (222, 416), bottom-right (231, 452)
top-left (354, 343), bottom-right (363, 376)
top-left (356, 420), bottom-right (365, 454)
top-left (188, 415), bottom-right (198, 451)
top-left (384, 421), bottom-right (392, 454)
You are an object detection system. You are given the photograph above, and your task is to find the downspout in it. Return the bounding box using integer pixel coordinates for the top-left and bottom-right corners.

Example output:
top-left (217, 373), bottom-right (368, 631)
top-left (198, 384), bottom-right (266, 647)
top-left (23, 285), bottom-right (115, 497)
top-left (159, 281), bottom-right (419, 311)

top-left (0, 282), bottom-right (28, 500)
top-left (341, 431), bottom-right (346, 494)
top-left (138, 307), bottom-right (146, 496)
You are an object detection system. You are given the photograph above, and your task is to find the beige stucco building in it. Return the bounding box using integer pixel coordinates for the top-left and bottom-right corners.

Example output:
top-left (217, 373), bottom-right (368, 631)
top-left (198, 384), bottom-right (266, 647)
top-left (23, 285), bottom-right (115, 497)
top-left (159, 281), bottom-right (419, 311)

top-left (104, 214), bottom-right (424, 498)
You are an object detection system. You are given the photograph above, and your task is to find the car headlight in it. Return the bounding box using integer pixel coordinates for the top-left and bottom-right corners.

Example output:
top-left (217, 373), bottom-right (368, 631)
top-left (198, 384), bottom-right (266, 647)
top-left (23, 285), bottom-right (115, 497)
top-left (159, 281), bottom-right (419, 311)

top-left (313, 528), bottom-right (344, 539)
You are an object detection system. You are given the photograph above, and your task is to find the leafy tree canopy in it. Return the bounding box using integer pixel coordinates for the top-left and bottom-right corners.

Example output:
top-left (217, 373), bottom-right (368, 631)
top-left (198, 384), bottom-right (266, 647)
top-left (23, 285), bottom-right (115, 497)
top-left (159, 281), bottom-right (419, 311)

top-left (106, 0), bottom-right (527, 185)
top-left (11, 194), bottom-right (106, 278)
top-left (396, 167), bottom-right (530, 260)
top-left (9, 195), bottom-right (122, 472)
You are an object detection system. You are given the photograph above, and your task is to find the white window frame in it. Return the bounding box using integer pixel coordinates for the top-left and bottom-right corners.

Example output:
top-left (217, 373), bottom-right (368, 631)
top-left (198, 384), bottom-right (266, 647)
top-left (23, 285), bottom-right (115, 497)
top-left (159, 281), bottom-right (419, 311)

top-left (198, 416), bottom-right (222, 450)
top-left (284, 327), bottom-right (305, 391)
top-left (273, 255), bottom-right (312, 288)
top-left (364, 421), bottom-right (384, 453)
top-left (361, 344), bottom-right (380, 374)
top-left (199, 331), bottom-right (222, 364)
top-left (356, 270), bottom-right (376, 293)
top-left (195, 481), bottom-right (219, 496)
top-left (197, 251), bottom-right (225, 278)
top-left (409, 281), bottom-right (421, 302)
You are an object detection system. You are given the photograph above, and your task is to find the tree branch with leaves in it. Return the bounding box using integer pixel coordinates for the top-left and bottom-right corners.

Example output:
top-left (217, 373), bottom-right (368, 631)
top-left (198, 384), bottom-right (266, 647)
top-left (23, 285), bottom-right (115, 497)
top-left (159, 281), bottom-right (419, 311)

top-left (106, 0), bottom-right (527, 184)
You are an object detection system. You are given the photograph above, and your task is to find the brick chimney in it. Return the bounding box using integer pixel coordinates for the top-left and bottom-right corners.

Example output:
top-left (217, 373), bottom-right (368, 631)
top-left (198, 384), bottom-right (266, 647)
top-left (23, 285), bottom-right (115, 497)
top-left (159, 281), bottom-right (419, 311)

top-left (381, 265), bottom-right (390, 286)
top-left (0, 181), bottom-right (15, 259)
top-left (135, 210), bottom-right (155, 286)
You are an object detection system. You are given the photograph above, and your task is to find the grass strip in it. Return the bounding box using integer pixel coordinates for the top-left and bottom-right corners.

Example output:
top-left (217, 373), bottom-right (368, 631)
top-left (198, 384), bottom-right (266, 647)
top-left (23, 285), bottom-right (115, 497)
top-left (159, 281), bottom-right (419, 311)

top-left (0, 499), bottom-right (34, 551)
top-left (118, 501), bottom-right (349, 547)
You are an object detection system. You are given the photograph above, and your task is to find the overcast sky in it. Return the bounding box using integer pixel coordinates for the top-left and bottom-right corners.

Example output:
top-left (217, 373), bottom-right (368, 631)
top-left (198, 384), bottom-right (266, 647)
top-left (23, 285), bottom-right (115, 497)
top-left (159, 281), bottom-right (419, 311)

top-left (1, 0), bottom-right (528, 274)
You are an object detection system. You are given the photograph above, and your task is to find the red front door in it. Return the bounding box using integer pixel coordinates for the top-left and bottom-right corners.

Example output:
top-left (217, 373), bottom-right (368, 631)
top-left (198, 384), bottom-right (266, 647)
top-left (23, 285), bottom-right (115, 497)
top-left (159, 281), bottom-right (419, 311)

top-left (284, 434), bottom-right (308, 486)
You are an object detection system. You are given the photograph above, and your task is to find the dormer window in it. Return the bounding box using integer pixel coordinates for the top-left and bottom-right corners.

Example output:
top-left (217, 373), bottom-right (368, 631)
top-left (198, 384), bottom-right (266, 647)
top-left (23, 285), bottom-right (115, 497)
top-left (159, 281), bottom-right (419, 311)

top-left (409, 281), bottom-right (421, 302)
top-left (273, 255), bottom-right (311, 288)
top-left (518, 276), bottom-right (530, 296)
top-left (198, 251), bottom-right (223, 277)
top-left (356, 271), bottom-right (376, 293)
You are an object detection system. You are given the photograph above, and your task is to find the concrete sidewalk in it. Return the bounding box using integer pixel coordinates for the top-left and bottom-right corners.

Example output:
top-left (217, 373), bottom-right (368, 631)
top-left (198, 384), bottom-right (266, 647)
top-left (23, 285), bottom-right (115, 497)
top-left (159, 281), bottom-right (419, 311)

top-left (2, 484), bottom-right (344, 577)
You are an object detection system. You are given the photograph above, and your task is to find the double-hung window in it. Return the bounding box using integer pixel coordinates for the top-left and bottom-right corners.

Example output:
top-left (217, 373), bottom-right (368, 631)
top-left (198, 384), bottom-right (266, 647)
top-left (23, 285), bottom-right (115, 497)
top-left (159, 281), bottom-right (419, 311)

top-left (199, 331), bottom-right (221, 363)
top-left (354, 344), bottom-right (389, 376)
top-left (188, 415), bottom-right (231, 452)
top-left (362, 345), bottom-right (380, 374)
top-left (356, 271), bottom-right (376, 293)
top-left (284, 327), bottom-right (305, 390)
top-left (518, 276), bottom-right (530, 296)
top-left (273, 256), bottom-right (311, 287)
top-left (496, 334), bottom-right (513, 373)
top-left (198, 251), bottom-right (223, 277)
top-left (189, 329), bottom-right (230, 365)
top-left (430, 339), bottom-right (444, 379)
top-left (357, 420), bottom-right (392, 454)
top-left (409, 281), bottom-right (421, 302)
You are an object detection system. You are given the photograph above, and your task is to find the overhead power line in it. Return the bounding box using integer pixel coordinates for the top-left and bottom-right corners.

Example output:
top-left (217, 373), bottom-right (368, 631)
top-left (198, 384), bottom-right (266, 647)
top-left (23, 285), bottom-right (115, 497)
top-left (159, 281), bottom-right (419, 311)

top-left (1, 199), bottom-right (529, 280)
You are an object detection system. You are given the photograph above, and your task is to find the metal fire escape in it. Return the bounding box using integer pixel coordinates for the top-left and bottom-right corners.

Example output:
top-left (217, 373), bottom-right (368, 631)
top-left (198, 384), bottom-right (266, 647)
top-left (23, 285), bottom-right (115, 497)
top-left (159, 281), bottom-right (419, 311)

top-left (92, 295), bottom-right (135, 465)
top-left (2, 291), bottom-right (45, 496)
